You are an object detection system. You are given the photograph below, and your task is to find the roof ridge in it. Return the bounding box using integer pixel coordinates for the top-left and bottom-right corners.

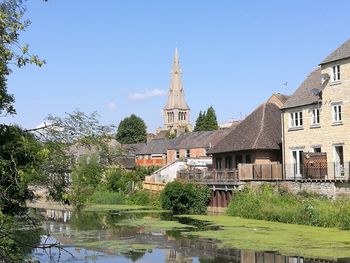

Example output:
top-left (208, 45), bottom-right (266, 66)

top-left (252, 103), bottom-right (266, 149)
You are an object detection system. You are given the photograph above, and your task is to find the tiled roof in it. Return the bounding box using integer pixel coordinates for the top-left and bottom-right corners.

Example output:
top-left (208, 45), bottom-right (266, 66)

top-left (208, 102), bottom-right (282, 154)
top-left (281, 68), bottom-right (322, 109)
top-left (139, 139), bottom-right (174, 155)
top-left (168, 129), bottom-right (232, 150)
top-left (320, 38), bottom-right (350, 65)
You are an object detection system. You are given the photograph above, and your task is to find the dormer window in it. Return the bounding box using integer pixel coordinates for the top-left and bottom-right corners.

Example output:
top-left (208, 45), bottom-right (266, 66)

top-left (332, 65), bottom-right (340, 82)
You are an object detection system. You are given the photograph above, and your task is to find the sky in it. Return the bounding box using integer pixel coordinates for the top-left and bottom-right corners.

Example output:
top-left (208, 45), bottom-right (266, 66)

top-left (4, 0), bottom-right (350, 133)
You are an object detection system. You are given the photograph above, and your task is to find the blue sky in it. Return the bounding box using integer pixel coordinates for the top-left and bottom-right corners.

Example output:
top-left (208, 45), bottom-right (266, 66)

top-left (4, 0), bottom-right (350, 132)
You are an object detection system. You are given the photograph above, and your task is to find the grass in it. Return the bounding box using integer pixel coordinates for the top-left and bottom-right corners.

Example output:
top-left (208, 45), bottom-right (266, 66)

top-left (82, 204), bottom-right (158, 212)
top-left (183, 214), bottom-right (350, 260)
top-left (227, 185), bottom-right (350, 229)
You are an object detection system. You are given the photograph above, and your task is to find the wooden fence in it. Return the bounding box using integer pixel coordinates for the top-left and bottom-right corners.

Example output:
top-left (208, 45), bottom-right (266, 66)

top-left (239, 163), bottom-right (283, 180)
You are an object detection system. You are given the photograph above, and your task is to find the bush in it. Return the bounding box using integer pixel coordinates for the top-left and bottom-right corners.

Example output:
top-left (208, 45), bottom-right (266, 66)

top-left (127, 191), bottom-right (151, 206)
top-left (160, 181), bottom-right (211, 214)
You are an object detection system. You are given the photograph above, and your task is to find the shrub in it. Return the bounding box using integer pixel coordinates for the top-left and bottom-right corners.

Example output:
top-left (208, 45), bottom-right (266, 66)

top-left (88, 189), bottom-right (125, 204)
top-left (160, 181), bottom-right (211, 214)
top-left (127, 191), bottom-right (151, 206)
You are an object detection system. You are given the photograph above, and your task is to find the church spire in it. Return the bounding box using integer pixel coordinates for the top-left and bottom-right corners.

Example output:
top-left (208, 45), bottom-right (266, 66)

top-left (164, 48), bottom-right (189, 110)
top-left (162, 48), bottom-right (191, 131)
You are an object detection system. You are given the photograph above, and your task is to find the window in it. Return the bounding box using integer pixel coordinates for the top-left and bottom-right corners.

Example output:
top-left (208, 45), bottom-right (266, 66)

top-left (186, 149), bottom-right (190, 158)
top-left (245, 155), bottom-right (251, 163)
top-left (313, 147), bottom-right (321, 153)
top-left (290, 111), bottom-right (303, 127)
top-left (311, 108), bottom-right (320, 125)
top-left (175, 150), bottom-right (180, 159)
top-left (332, 104), bottom-right (342, 122)
top-left (292, 149), bottom-right (304, 176)
top-left (332, 65), bottom-right (340, 82)
top-left (235, 155), bottom-right (243, 168)
top-left (216, 157), bottom-right (222, 170)
top-left (334, 145), bottom-right (344, 177)
top-left (225, 156), bottom-right (232, 170)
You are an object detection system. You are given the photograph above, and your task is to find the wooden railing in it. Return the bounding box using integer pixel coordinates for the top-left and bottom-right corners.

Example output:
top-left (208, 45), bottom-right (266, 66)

top-left (177, 163), bottom-right (283, 183)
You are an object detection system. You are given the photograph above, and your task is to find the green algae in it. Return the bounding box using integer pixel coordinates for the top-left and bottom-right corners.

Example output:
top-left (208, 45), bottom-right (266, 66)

top-left (114, 217), bottom-right (194, 231)
top-left (183, 215), bottom-right (350, 260)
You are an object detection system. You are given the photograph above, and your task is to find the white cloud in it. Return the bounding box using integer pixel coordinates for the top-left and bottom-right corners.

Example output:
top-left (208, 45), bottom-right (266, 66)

top-left (128, 89), bottom-right (166, 101)
top-left (107, 102), bottom-right (116, 110)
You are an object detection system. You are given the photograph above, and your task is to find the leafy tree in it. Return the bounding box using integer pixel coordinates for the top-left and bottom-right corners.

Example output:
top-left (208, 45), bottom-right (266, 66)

top-left (194, 106), bottom-right (219, 131)
top-left (116, 114), bottom-right (147, 144)
top-left (165, 129), bottom-right (177, 139)
top-left (160, 181), bottom-right (211, 214)
top-left (70, 154), bottom-right (103, 208)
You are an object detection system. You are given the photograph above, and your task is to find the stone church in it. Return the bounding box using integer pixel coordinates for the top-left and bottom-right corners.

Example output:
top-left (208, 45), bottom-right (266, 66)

top-left (161, 48), bottom-right (192, 135)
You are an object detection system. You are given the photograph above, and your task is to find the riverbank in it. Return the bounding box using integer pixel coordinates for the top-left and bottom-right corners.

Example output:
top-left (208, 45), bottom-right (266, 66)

top-left (227, 184), bottom-right (350, 229)
top-left (185, 214), bottom-right (350, 260)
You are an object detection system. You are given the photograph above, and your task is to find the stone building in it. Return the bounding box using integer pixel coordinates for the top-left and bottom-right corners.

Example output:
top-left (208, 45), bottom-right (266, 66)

top-left (281, 38), bottom-right (350, 180)
top-left (162, 48), bottom-right (192, 134)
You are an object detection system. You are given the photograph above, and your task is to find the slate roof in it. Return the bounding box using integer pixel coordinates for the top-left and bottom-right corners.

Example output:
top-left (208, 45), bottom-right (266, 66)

top-left (208, 102), bottom-right (282, 154)
top-left (168, 129), bottom-right (232, 150)
top-left (122, 143), bottom-right (146, 155)
top-left (139, 139), bottom-right (175, 155)
top-left (281, 68), bottom-right (322, 110)
top-left (320, 38), bottom-right (350, 65)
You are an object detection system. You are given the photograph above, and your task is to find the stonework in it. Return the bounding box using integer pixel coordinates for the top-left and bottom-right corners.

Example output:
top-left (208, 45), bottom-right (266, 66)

top-left (282, 54), bottom-right (350, 179)
top-left (163, 48), bottom-right (191, 133)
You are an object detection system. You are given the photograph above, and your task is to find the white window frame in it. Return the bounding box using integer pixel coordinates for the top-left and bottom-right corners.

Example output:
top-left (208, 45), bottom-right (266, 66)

top-left (332, 65), bottom-right (341, 82)
top-left (290, 111), bottom-right (303, 128)
top-left (175, 150), bottom-right (180, 159)
top-left (332, 104), bottom-right (342, 123)
top-left (185, 149), bottom-right (190, 158)
top-left (291, 149), bottom-right (304, 177)
top-left (311, 108), bottom-right (320, 125)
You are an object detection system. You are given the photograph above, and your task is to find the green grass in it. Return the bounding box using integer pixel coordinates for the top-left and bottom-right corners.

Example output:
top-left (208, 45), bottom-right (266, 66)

top-left (184, 215), bottom-right (350, 260)
top-left (82, 204), bottom-right (158, 212)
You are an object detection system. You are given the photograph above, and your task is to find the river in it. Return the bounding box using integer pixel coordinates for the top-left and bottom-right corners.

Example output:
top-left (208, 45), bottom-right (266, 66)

top-left (29, 207), bottom-right (349, 263)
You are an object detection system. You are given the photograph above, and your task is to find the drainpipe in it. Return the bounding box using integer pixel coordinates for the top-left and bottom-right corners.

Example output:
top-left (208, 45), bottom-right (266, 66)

top-left (281, 110), bottom-right (286, 180)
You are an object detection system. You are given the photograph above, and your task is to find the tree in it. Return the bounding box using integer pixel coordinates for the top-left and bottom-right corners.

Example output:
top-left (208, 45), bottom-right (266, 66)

top-left (116, 114), bottom-right (147, 144)
top-left (205, 106), bottom-right (219, 131)
top-left (194, 106), bottom-right (219, 131)
top-left (194, 111), bottom-right (205, 131)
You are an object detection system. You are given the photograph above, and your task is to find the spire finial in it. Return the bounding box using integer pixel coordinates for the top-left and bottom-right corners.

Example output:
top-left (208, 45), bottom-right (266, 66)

top-left (174, 47), bottom-right (179, 64)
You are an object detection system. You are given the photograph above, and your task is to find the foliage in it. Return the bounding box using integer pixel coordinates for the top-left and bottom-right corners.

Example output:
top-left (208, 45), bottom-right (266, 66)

top-left (194, 106), bottom-right (219, 131)
top-left (227, 184), bottom-right (350, 229)
top-left (127, 191), bottom-right (160, 206)
top-left (165, 130), bottom-right (177, 139)
top-left (0, 0), bottom-right (45, 117)
top-left (0, 125), bottom-right (46, 215)
top-left (116, 114), bottom-right (147, 144)
top-left (69, 155), bottom-right (103, 208)
top-left (160, 181), bottom-right (211, 214)
top-left (88, 189), bottom-right (125, 205)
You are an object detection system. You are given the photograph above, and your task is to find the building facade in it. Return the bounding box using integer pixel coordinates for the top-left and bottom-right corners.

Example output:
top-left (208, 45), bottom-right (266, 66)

top-left (281, 38), bottom-right (350, 179)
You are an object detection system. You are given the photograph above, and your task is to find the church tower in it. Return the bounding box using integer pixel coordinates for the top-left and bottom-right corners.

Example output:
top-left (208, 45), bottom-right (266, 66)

top-left (163, 48), bottom-right (191, 133)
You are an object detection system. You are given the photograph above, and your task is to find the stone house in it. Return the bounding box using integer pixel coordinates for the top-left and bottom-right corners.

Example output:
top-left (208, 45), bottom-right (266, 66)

top-left (208, 94), bottom-right (288, 171)
top-left (281, 38), bottom-right (350, 179)
top-left (166, 129), bottom-right (233, 164)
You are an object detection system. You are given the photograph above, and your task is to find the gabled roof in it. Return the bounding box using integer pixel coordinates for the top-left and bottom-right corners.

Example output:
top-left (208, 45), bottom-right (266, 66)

top-left (168, 129), bottom-right (232, 150)
top-left (122, 143), bottom-right (147, 155)
top-left (208, 102), bottom-right (282, 154)
top-left (320, 38), bottom-right (350, 65)
top-left (281, 68), bottom-right (322, 109)
top-left (139, 139), bottom-right (174, 155)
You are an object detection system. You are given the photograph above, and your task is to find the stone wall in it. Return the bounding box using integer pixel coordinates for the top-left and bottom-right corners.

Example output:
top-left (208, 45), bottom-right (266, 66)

top-left (247, 181), bottom-right (350, 199)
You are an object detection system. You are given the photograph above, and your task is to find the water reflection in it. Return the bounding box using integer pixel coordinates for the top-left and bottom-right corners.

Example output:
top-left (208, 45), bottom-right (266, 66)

top-left (32, 208), bottom-right (345, 263)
